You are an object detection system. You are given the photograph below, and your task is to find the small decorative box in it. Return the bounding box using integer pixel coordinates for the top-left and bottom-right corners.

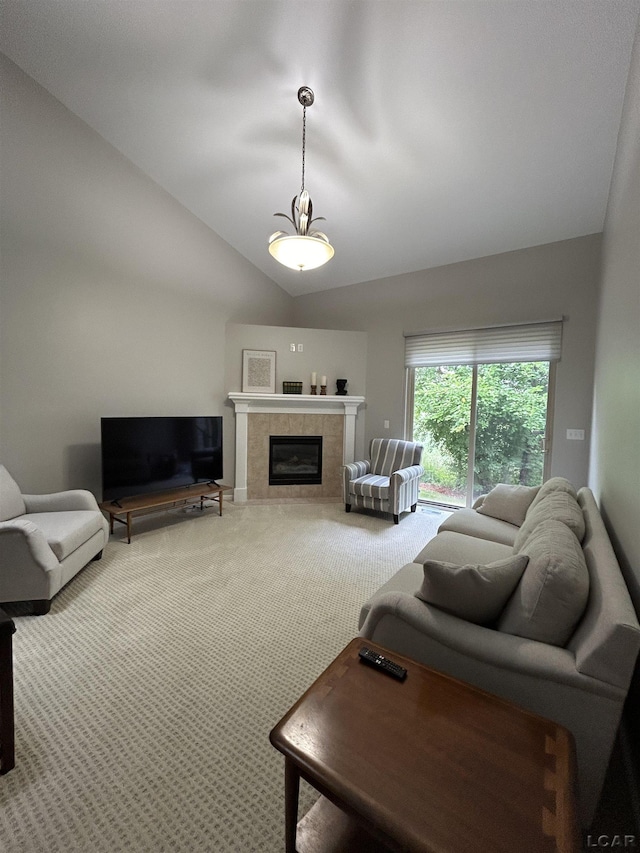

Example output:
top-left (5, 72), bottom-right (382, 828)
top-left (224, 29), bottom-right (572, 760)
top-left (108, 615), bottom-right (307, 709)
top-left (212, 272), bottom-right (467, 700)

top-left (282, 381), bottom-right (303, 395)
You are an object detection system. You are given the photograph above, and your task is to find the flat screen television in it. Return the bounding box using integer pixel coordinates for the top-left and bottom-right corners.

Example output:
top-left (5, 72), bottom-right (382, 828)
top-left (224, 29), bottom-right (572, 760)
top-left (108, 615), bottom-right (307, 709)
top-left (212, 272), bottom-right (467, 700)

top-left (101, 416), bottom-right (223, 503)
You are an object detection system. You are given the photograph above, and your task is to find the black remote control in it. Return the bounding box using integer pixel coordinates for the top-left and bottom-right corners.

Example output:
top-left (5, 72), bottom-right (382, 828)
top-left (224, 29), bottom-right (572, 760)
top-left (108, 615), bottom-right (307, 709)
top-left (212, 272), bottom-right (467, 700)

top-left (358, 647), bottom-right (407, 681)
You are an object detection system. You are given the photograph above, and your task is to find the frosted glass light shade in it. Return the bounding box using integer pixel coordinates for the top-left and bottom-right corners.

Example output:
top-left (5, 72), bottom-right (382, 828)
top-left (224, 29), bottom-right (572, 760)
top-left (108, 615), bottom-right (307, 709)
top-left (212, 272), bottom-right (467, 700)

top-left (268, 235), bottom-right (334, 271)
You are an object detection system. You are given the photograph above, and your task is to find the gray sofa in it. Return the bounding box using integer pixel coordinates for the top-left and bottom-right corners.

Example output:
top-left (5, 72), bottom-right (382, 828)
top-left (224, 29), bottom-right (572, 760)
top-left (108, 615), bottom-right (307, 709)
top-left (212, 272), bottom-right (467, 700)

top-left (359, 478), bottom-right (640, 827)
top-left (0, 465), bottom-right (109, 614)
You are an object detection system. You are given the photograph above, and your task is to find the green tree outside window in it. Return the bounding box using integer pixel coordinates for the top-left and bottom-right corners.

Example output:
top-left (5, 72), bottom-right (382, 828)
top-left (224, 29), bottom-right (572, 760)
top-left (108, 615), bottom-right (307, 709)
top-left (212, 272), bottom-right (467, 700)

top-left (413, 361), bottom-right (549, 500)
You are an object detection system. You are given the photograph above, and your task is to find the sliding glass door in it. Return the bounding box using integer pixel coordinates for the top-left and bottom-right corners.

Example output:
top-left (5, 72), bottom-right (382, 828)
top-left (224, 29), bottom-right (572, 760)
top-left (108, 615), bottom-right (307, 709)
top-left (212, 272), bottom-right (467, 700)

top-left (412, 365), bottom-right (472, 506)
top-left (409, 360), bottom-right (553, 508)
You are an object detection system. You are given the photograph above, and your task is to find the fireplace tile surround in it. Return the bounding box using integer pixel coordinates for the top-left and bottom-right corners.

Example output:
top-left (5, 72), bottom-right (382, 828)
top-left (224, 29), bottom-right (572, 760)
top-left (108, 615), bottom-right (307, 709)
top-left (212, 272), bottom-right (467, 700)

top-left (250, 415), bottom-right (340, 499)
top-left (228, 393), bottom-right (365, 503)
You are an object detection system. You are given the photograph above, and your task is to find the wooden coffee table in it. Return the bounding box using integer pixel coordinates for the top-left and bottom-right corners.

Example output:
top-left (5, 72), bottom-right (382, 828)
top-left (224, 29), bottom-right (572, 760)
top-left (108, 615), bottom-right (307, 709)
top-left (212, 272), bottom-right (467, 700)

top-left (270, 638), bottom-right (580, 853)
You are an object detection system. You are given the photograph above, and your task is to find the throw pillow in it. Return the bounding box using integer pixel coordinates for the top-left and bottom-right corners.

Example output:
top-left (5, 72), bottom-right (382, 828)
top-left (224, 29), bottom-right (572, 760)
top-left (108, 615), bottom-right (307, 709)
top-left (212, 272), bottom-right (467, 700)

top-left (498, 520), bottom-right (590, 646)
top-left (476, 483), bottom-right (540, 527)
top-left (528, 477), bottom-right (578, 511)
top-left (415, 554), bottom-right (529, 624)
top-left (513, 488), bottom-right (586, 551)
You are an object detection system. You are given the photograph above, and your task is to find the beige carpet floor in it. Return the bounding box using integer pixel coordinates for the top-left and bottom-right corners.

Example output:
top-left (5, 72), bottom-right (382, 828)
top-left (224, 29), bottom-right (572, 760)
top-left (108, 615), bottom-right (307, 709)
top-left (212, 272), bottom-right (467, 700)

top-left (0, 501), bottom-right (444, 852)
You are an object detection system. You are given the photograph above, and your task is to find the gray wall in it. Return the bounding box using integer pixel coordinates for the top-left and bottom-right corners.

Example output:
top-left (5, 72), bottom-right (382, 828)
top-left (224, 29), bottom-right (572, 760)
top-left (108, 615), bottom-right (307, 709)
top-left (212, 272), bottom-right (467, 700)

top-left (589, 17), bottom-right (640, 783)
top-left (224, 323), bottom-right (368, 473)
top-left (0, 55), bottom-right (293, 496)
top-left (225, 323), bottom-right (368, 398)
top-left (292, 234), bottom-right (601, 488)
top-left (590, 20), bottom-right (640, 609)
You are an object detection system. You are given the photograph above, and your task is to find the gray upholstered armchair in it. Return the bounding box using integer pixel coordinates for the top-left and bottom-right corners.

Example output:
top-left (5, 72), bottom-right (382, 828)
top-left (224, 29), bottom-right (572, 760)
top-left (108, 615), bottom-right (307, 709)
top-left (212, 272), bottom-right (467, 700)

top-left (0, 465), bottom-right (109, 614)
top-left (343, 438), bottom-right (424, 523)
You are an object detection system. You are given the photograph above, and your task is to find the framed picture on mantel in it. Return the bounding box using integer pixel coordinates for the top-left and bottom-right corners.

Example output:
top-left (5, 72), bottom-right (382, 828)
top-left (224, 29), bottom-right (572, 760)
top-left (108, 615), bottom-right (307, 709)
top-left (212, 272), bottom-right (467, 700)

top-left (242, 350), bottom-right (276, 393)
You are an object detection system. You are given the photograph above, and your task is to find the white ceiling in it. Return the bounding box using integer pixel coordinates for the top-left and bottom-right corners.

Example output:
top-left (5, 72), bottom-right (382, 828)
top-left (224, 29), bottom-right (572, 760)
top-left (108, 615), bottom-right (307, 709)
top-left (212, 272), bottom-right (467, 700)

top-left (2, 1), bottom-right (639, 297)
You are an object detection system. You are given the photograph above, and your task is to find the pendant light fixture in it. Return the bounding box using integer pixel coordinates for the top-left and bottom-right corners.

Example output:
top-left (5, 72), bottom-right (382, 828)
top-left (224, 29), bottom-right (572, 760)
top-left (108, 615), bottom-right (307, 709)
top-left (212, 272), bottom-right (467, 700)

top-left (268, 86), bottom-right (334, 271)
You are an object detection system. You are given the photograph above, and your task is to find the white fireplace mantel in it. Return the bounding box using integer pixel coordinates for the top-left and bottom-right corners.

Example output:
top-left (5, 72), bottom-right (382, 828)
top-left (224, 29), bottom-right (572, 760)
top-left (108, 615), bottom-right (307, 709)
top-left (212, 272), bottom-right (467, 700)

top-left (227, 392), bottom-right (365, 502)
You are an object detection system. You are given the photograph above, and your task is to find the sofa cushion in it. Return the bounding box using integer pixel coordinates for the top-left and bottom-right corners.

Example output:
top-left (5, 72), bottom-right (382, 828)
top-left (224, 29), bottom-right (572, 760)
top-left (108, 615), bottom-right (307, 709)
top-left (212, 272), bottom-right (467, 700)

top-left (499, 520), bottom-right (590, 646)
top-left (414, 530), bottom-right (513, 567)
top-left (529, 476), bottom-right (578, 508)
top-left (439, 508), bottom-right (519, 546)
top-left (514, 488), bottom-right (586, 550)
top-left (477, 483), bottom-right (540, 527)
top-left (415, 554), bottom-right (529, 624)
top-left (0, 465), bottom-right (26, 521)
top-left (22, 511), bottom-right (106, 561)
top-left (349, 474), bottom-right (389, 500)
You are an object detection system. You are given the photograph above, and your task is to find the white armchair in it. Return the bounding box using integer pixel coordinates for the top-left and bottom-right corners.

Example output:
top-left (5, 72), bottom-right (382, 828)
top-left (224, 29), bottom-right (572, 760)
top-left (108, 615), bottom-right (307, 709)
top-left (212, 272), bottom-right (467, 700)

top-left (343, 438), bottom-right (424, 524)
top-left (0, 465), bottom-right (109, 614)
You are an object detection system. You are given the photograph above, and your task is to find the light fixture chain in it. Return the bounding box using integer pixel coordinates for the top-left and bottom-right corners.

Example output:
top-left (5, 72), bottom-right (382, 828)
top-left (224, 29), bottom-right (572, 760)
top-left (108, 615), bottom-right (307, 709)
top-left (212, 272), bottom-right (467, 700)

top-left (301, 104), bottom-right (306, 194)
top-left (268, 85), bottom-right (333, 270)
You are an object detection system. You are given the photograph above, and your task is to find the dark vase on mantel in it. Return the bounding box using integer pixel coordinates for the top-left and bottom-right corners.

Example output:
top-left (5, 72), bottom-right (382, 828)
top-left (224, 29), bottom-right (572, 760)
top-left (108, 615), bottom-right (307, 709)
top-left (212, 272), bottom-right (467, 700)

top-left (336, 379), bottom-right (348, 396)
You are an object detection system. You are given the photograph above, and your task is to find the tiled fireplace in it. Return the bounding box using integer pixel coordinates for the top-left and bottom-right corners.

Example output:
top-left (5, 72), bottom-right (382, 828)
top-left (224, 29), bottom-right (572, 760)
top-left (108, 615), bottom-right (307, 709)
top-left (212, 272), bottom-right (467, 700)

top-left (228, 393), bottom-right (365, 502)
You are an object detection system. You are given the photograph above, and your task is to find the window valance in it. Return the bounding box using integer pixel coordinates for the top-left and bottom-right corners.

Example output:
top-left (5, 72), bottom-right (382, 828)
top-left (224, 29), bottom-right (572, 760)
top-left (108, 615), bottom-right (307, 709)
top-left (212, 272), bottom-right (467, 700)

top-left (404, 320), bottom-right (563, 368)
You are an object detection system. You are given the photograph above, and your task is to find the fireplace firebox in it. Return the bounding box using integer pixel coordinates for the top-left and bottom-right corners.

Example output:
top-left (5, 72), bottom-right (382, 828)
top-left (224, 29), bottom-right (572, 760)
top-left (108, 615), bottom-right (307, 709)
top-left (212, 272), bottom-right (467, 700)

top-left (269, 436), bottom-right (323, 486)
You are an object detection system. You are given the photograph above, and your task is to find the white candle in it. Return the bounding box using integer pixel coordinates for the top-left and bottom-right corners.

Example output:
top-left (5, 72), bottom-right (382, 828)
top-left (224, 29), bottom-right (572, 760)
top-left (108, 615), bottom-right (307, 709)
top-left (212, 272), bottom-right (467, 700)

top-left (321, 376), bottom-right (327, 385)
top-left (311, 372), bottom-right (317, 385)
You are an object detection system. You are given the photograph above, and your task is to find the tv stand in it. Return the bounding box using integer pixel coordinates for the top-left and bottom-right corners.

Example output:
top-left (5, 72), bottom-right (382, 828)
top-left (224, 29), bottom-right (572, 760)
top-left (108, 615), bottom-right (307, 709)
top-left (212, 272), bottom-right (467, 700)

top-left (99, 482), bottom-right (232, 543)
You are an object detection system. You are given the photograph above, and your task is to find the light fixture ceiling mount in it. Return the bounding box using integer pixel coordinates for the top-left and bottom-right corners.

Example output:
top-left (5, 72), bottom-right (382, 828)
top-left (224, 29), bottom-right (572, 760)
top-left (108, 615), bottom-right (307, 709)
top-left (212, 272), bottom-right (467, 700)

top-left (297, 85), bottom-right (314, 108)
top-left (268, 86), bottom-right (334, 272)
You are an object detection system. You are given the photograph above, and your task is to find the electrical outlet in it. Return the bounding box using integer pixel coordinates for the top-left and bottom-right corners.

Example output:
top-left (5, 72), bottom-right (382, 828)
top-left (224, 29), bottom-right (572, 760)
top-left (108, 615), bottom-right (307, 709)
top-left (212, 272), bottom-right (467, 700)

top-left (297, 344), bottom-right (303, 352)
top-left (290, 343), bottom-right (296, 352)
top-left (566, 429), bottom-right (585, 440)
top-left (384, 420), bottom-right (390, 429)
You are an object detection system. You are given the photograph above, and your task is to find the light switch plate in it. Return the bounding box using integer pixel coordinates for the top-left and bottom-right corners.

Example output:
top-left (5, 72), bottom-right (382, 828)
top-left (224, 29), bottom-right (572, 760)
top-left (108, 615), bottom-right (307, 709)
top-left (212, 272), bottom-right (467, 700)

top-left (566, 429), bottom-right (585, 440)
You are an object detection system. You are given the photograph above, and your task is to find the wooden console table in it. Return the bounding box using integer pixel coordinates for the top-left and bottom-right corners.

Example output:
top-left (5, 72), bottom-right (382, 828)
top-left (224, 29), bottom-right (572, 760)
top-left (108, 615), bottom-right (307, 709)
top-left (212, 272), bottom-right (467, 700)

top-left (270, 638), bottom-right (580, 853)
top-left (100, 482), bottom-right (231, 543)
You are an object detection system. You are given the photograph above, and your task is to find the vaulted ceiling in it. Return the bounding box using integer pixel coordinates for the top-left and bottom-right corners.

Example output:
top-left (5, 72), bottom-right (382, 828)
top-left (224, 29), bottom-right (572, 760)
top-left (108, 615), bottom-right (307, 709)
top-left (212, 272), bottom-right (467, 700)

top-left (2, 1), bottom-right (639, 296)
